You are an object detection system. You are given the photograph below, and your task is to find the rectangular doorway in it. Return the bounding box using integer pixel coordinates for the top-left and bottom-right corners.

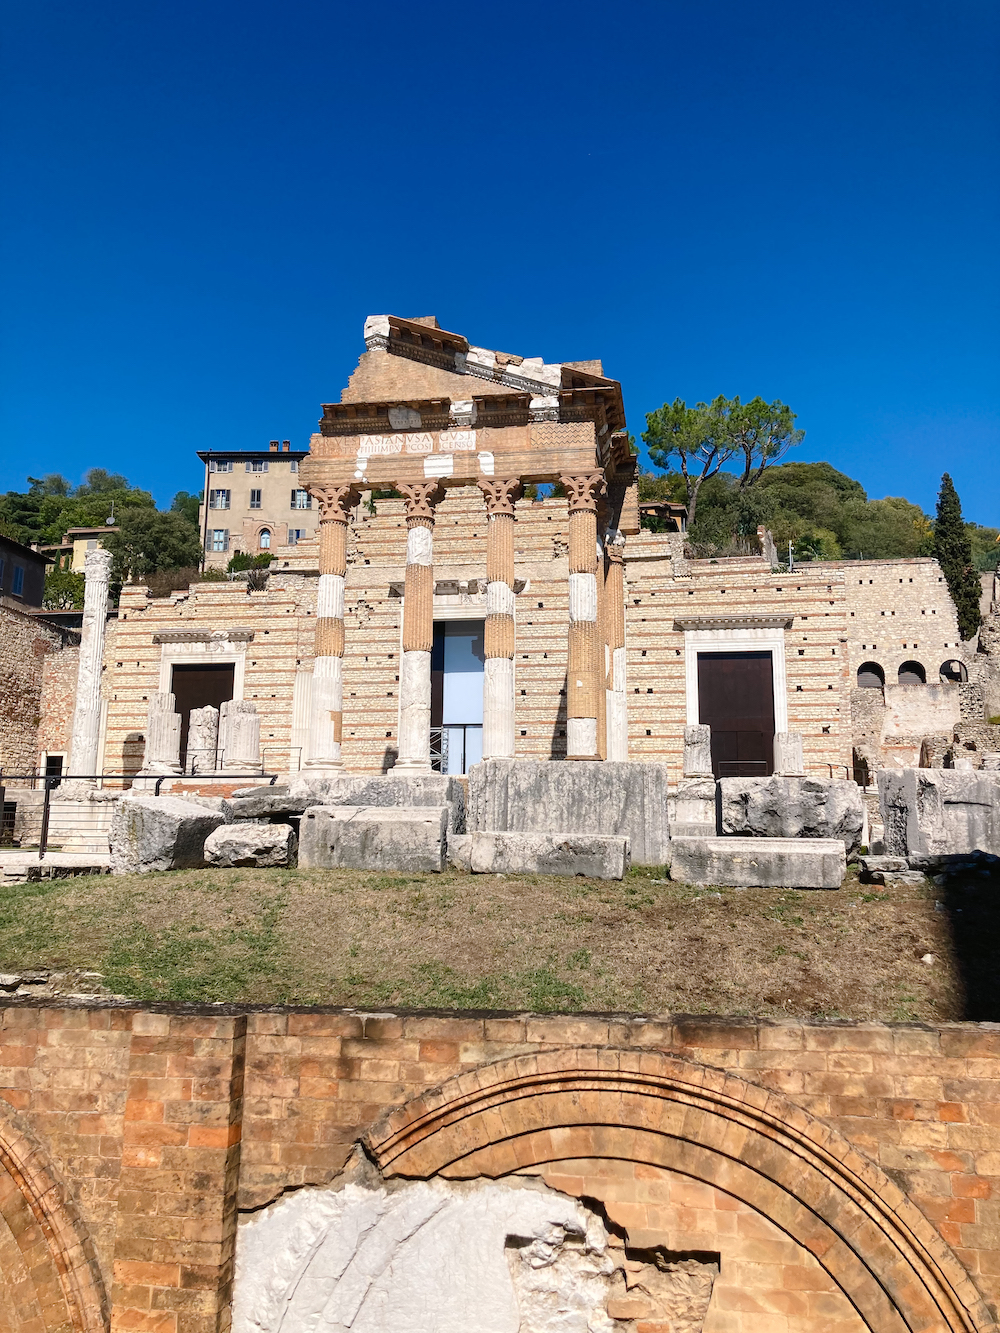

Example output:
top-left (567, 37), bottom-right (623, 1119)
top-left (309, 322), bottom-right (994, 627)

top-left (697, 651), bottom-right (774, 778)
top-left (430, 620), bottom-right (484, 774)
top-left (170, 663), bottom-right (235, 769)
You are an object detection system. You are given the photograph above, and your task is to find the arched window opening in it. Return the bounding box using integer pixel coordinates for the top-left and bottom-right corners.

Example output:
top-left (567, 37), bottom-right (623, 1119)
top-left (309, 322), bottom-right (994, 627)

top-left (898, 659), bottom-right (926, 685)
top-left (856, 661), bottom-right (885, 689)
top-left (939, 659), bottom-right (967, 684)
top-left (259, 528), bottom-right (271, 550)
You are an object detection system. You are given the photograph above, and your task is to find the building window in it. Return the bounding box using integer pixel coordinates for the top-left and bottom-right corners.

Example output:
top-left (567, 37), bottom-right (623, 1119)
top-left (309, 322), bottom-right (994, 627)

top-left (210, 529), bottom-right (229, 552)
top-left (11, 566), bottom-right (24, 596)
top-left (209, 489), bottom-right (231, 509)
top-left (291, 489), bottom-right (311, 509)
top-left (250, 489), bottom-right (262, 509)
top-left (259, 529), bottom-right (271, 549)
top-left (290, 460), bottom-right (298, 473)
top-left (86, 539), bottom-right (98, 550)
top-left (209, 460), bottom-right (233, 473)
top-left (288, 529), bottom-right (306, 545)
top-left (246, 460), bottom-right (269, 473)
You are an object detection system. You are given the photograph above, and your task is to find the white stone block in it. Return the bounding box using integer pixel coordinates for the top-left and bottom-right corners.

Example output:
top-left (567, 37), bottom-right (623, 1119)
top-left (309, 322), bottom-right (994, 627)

top-left (298, 805), bottom-right (448, 873)
top-left (669, 836), bottom-right (846, 889)
top-left (406, 526), bottom-right (433, 566)
top-left (567, 717), bottom-right (598, 757)
top-left (568, 572), bottom-right (597, 623)
top-left (316, 573), bottom-right (345, 619)
top-left (471, 831), bottom-right (630, 879)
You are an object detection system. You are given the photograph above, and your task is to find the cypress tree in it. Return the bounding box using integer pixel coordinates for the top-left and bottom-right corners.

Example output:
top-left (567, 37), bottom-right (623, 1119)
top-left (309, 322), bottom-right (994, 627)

top-left (934, 473), bottom-right (982, 640)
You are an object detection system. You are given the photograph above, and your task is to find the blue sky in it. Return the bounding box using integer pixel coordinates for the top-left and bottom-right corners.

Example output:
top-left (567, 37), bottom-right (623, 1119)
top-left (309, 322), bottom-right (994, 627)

top-left (2, 0), bottom-right (997, 524)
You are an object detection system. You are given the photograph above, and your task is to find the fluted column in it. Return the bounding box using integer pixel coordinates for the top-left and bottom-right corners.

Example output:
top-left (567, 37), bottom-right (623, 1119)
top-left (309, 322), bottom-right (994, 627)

top-left (395, 481), bottom-right (443, 772)
top-left (561, 473), bottom-right (605, 761)
top-left (478, 478), bottom-right (523, 760)
top-left (304, 485), bottom-right (357, 772)
top-left (68, 548), bottom-right (113, 782)
top-left (605, 531), bottom-right (628, 761)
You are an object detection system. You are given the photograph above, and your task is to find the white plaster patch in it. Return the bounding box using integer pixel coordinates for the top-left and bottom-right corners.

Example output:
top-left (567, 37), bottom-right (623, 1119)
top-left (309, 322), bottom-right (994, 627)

top-left (406, 526), bottom-right (433, 566)
top-left (316, 574), bottom-right (345, 621)
top-left (486, 581), bottom-right (516, 618)
top-left (438, 430), bottom-right (477, 452)
top-left (567, 716), bottom-right (599, 757)
top-left (388, 406), bottom-right (422, 430)
top-left (424, 454), bottom-right (454, 479)
top-left (478, 451), bottom-right (496, 476)
top-left (568, 572), bottom-right (598, 624)
top-left (232, 1179), bottom-right (615, 1333)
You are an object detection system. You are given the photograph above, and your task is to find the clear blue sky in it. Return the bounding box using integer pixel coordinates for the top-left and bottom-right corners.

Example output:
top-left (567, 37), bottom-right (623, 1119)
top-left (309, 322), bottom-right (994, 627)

top-left (2, 0), bottom-right (997, 524)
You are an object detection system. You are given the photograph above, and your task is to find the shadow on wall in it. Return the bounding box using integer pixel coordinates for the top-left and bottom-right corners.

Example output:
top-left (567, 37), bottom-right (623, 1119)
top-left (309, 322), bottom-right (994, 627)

top-left (548, 675), bottom-right (568, 760)
top-left (942, 858), bottom-right (1000, 1021)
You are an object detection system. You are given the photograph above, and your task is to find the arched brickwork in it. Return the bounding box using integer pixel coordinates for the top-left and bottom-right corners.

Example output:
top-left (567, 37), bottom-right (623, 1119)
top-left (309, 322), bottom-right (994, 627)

top-left (0, 1103), bottom-right (107, 1333)
top-left (365, 1047), bottom-right (994, 1333)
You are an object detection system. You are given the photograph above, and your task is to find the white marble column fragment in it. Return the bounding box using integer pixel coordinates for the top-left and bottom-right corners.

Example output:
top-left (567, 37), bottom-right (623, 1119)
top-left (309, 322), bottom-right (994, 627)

top-left (394, 481), bottom-right (443, 772)
top-left (304, 486), bottom-right (356, 773)
top-left (187, 705), bottom-right (219, 774)
top-left (68, 548), bottom-right (114, 781)
top-left (561, 473), bottom-right (605, 760)
top-left (479, 478), bottom-right (523, 761)
top-left (221, 700), bottom-right (261, 772)
top-left (773, 731), bottom-right (805, 775)
top-left (140, 692), bottom-right (182, 775)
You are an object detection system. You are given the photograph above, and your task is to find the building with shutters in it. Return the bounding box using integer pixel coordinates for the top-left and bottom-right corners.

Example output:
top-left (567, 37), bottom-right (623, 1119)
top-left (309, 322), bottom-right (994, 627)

top-left (197, 439), bottom-right (318, 569)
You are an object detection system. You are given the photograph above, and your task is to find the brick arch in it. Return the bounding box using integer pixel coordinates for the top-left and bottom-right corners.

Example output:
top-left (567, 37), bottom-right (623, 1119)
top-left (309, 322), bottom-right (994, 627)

top-left (0, 1103), bottom-right (107, 1333)
top-left (365, 1047), bottom-right (993, 1333)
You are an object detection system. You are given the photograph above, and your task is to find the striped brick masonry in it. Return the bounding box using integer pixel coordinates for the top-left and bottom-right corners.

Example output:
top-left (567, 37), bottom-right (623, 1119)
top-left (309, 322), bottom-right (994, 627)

top-left (304, 485), bottom-right (356, 772)
top-left (561, 473), bottom-right (605, 760)
top-left (605, 531), bottom-right (628, 761)
top-left (395, 481), bottom-right (443, 772)
top-left (478, 478), bottom-right (524, 760)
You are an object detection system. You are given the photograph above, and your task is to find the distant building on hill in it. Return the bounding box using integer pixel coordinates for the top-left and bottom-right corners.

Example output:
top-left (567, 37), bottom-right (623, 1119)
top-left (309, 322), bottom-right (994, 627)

top-left (197, 439), bottom-right (317, 569)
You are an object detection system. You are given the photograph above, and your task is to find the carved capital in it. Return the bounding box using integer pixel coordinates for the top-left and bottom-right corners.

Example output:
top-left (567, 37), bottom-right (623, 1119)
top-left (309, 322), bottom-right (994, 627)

top-left (477, 478), bottom-right (524, 517)
top-left (606, 534), bottom-right (625, 564)
top-left (560, 472), bottom-right (606, 515)
top-left (398, 480), bottom-right (444, 524)
top-left (310, 485), bottom-right (358, 523)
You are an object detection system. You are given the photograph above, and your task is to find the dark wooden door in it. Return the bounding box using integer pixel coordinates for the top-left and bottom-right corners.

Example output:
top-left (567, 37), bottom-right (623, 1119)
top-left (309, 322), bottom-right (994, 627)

top-left (697, 651), bottom-right (775, 778)
top-left (170, 664), bottom-right (235, 767)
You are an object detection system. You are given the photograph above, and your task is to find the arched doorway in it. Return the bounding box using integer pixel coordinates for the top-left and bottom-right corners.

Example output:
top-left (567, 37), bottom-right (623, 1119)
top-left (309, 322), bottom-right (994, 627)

top-left (940, 659), bottom-right (968, 684)
top-left (856, 661), bottom-right (885, 688)
top-left (898, 660), bottom-right (926, 685)
top-left (258, 528), bottom-right (271, 550)
top-left (361, 1048), bottom-right (991, 1333)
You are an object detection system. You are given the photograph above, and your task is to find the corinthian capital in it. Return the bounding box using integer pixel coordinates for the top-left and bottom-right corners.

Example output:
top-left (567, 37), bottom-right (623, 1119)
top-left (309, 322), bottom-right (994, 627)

top-left (478, 478), bottom-right (524, 517)
top-left (559, 472), bottom-right (606, 514)
top-left (397, 480), bottom-right (444, 524)
top-left (310, 485), bottom-right (358, 523)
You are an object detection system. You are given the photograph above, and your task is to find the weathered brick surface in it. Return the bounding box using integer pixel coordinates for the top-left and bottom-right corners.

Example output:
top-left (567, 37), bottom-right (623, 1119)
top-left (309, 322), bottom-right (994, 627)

top-left (1, 1006), bottom-right (998, 1330)
top-left (0, 604), bottom-right (77, 779)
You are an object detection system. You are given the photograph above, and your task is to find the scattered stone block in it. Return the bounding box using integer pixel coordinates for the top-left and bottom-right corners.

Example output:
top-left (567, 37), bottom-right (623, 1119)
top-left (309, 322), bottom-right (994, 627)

top-left (298, 806), bottom-right (448, 873)
top-left (470, 832), bottom-right (630, 879)
top-left (683, 725), bottom-right (713, 777)
top-left (204, 822), bottom-right (297, 868)
top-left (719, 776), bottom-right (864, 855)
top-left (110, 794), bottom-right (227, 874)
top-left (468, 759), bottom-right (670, 865)
top-left (447, 833), bottom-right (473, 872)
top-left (878, 769), bottom-right (1000, 859)
top-left (288, 773), bottom-right (466, 832)
top-left (669, 836), bottom-right (846, 889)
top-left (673, 776), bottom-right (718, 838)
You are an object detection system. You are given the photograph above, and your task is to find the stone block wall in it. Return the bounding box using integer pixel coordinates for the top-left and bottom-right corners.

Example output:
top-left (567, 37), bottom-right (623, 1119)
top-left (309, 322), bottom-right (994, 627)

top-left (1, 1002), bottom-right (999, 1333)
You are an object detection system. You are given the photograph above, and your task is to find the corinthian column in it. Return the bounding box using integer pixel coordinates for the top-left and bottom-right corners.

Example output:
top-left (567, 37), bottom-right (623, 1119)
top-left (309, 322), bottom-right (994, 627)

top-left (605, 531), bottom-right (628, 761)
top-left (304, 485), bottom-right (357, 772)
top-left (560, 473), bottom-right (605, 761)
top-left (478, 478), bottom-right (523, 760)
top-left (394, 481), bottom-right (443, 772)
top-left (68, 547), bottom-right (114, 782)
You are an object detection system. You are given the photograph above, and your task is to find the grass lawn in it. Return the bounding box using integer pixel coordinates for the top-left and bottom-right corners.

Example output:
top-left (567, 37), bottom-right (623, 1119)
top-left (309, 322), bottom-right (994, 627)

top-left (0, 861), bottom-right (996, 1019)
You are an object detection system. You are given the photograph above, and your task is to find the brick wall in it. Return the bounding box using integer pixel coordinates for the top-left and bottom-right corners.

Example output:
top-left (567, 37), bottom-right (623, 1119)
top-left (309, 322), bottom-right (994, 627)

top-left (0, 603), bottom-right (77, 780)
top-left (0, 1003), bottom-right (998, 1333)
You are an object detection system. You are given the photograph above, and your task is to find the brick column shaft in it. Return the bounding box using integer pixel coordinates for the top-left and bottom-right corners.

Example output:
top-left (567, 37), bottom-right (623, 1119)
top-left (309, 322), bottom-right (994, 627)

top-left (561, 473), bottom-right (605, 761)
top-left (479, 479), bottom-right (523, 761)
top-left (304, 487), bottom-right (356, 772)
top-left (395, 482), bottom-right (442, 772)
top-left (605, 534), bottom-right (628, 760)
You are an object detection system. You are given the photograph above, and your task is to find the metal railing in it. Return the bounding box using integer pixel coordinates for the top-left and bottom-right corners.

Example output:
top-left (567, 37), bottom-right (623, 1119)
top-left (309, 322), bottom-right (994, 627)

top-left (430, 724), bottom-right (483, 775)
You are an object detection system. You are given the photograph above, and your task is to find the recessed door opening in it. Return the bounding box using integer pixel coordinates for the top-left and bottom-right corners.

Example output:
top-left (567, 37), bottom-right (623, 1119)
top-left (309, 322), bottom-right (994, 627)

top-left (170, 663), bottom-right (236, 769)
top-left (430, 620), bottom-right (484, 774)
top-left (697, 650), bottom-right (775, 778)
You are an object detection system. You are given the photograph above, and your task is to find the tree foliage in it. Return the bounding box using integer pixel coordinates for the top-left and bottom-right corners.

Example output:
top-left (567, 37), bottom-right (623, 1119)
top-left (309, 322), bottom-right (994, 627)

top-left (41, 567), bottom-right (85, 610)
top-left (0, 471), bottom-right (156, 546)
top-left (642, 395), bottom-right (803, 528)
top-left (103, 509), bottom-right (203, 583)
top-left (935, 473), bottom-right (983, 641)
top-left (170, 490), bottom-right (202, 530)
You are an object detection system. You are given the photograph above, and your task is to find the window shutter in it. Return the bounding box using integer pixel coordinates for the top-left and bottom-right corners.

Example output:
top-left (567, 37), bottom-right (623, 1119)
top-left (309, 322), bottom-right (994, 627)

top-left (262, 460), bottom-right (268, 472)
top-left (245, 462), bottom-right (252, 473)
top-left (209, 459), bottom-right (217, 472)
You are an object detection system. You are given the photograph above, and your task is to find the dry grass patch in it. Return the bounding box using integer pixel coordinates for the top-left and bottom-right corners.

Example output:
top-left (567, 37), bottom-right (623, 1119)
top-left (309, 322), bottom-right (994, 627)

top-left (0, 860), bottom-right (994, 1019)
